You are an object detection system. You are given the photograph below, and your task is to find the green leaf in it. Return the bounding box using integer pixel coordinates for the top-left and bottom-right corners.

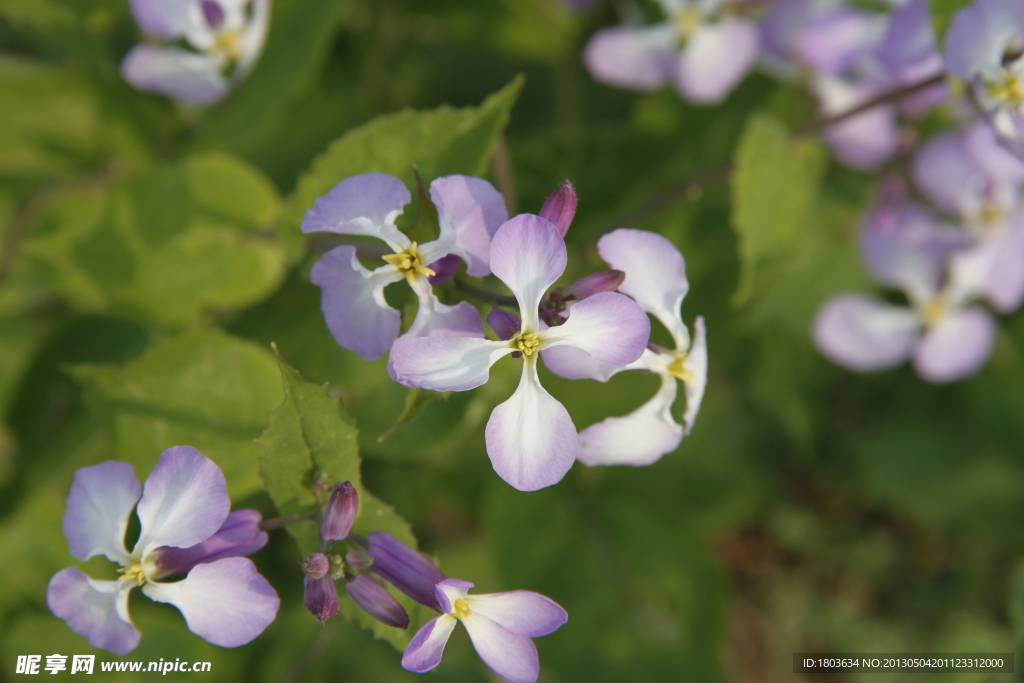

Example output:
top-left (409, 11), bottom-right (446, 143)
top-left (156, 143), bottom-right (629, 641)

top-left (929, 0), bottom-right (971, 42)
top-left (68, 329), bottom-right (283, 499)
top-left (256, 346), bottom-right (425, 649)
top-left (730, 114), bottom-right (825, 307)
top-left (377, 388), bottom-right (450, 443)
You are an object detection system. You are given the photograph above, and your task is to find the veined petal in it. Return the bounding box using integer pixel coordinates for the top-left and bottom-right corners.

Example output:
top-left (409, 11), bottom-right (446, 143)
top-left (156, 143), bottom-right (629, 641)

top-left (490, 215), bottom-right (567, 332)
top-left (310, 246), bottom-right (404, 361)
top-left (465, 591), bottom-right (568, 638)
top-left (142, 558), bottom-right (279, 648)
top-left (485, 359), bottom-right (577, 491)
top-left (674, 18), bottom-right (760, 104)
top-left (812, 294), bottom-right (920, 371)
top-left (134, 446), bottom-right (230, 558)
top-left (153, 509), bottom-right (268, 579)
top-left (540, 345), bottom-right (631, 382)
top-left (121, 45), bottom-right (229, 106)
top-left (427, 175), bottom-right (508, 276)
top-left (913, 306), bottom-right (996, 383)
top-left (402, 615), bottom-right (457, 673)
top-left (540, 292), bottom-right (650, 366)
top-left (47, 569), bottom-right (140, 656)
top-left (129, 0), bottom-right (193, 39)
top-left (577, 372), bottom-right (683, 467)
top-left (404, 277), bottom-right (484, 341)
top-left (597, 228), bottom-right (690, 349)
top-left (63, 461), bottom-right (140, 564)
top-left (681, 315), bottom-right (707, 435)
top-left (390, 336), bottom-right (514, 392)
top-left (461, 613), bottom-right (541, 683)
top-left (300, 173), bottom-right (411, 251)
top-left (583, 24), bottom-right (676, 92)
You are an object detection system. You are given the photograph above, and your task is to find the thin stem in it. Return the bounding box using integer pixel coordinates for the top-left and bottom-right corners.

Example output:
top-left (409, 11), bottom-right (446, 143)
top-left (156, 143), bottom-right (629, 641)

top-left (259, 510), bottom-right (318, 531)
top-left (455, 278), bottom-right (518, 308)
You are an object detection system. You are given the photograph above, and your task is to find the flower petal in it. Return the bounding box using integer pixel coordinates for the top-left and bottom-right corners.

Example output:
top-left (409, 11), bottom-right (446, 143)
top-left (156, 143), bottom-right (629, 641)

top-left (63, 461), bottom-right (140, 564)
top-left (674, 18), bottom-right (760, 104)
top-left (461, 614), bottom-right (541, 683)
top-left (540, 345), bottom-right (629, 382)
top-left (485, 359), bottom-right (577, 491)
top-left (466, 590), bottom-right (568, 638)
top-left (129, 0), bottom-right (193, 39)
top-left (236, 0), bottom-right (271, 77)
top-left (583, 24), bottom-right (676, 92)
top-left (404, 278), bottom-right (484, 341)
top-left (390, 336), bottom-right (514, 392)
top-left (142, 558), bottom-right (279, 648)
top-left (488, 309), bottom-right (523, 341)
top-left (300, 173), bottom-right (411, 251)
top-left (152, 509), bottom-right (268, 579)
top-left (815, 76), bottom-right (900, 171)
top-left (541, 292), bottom-right (650, 366)
top-left (681, 315), bottom-right (708, 435)
top-left (795, 8), bottom-right (885, 75)
top-left (310, 246), bottom-right (404, 361)
top-left (427, 175), bottom-right (508, 276)
top-left (812, 294), bottom-right (920, 372)
top-left (401, 615), bottom-right (457, 673)
top-left (913, 306), bottom-right (996, 383)
top-left (121, 45), bottom-right (229, 106)
top-left (47, 569), bottom-right (140, 655)
top-left (134, 446), bottom-right (230, 558)
top-left (490, 214), bottom-right (567, 332)
top-left (944, 0), bottom-right (1024, 80)
top-left (435, 578), bottom-right (475, 613)
top-left (367, 531), bottom-right (447, 611)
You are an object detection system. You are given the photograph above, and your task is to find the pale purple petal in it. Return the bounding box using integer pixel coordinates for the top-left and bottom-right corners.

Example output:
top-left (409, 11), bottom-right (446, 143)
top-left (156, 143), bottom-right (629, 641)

top-left (759, 0), bottom-right (843, 74)
top-left (427, 175), bottom-right (508, 276)
top-left (912, 132), bottom-right (988, 217)
top-left (949, 222), bottom-right (1024, 313)
top-left (390, 336), bottom-right (514, 392)
top-left (300, 173), bottom-right (411, 250)
top-left (812, 294), bottom-right (920, 371)
top-left (153, 509), bottom-right (268, 579)
top-left (310, 246), bottom-right (404, 361)
top-left (485, 359), bottom-right (577, 491)
top-left (681, 315), bottom-right (707, 435)
top-left (945, 0), bottom-right (1024, 80)
top-left (577, 372), bottom-right (683, 467)
top-left (490, 214), bottom-right (567, 331)
top-left (583, 24), bottom-right (676, 92)
top-left (402, 615), bottom-right (457, 673)
top-left (913, 307), bottom-right (996, 383)
top-left (466, 591), bottom-right (568, 638)
top-left (674, 18), bottom-right (760, 104)
top-left (47, 569), bottom-right (140, 656)
top-left (134, 446), bottom-right (230, 558)
top-left (461, 614), bottom-right (540, 683)
top-left (427, 254), bottom-right (461, 285)
top-left (597, 228), bottom-right (690, 349)
top-left (795, 9), bottom-right (884, 75)
top-left (965, 120), bottom-right (1024, 205)
top-left (129, 0), bottom-right (193, 39)
top-left (435, 578), bottom-right (475, 613)
top-left (403, 278), bottom-right (484, 341)
top-left (815, 77), bottom-right (900, 171)
top-left (63, 461), bottom-right (140, 564)
top-left (142, 558), bottom-right (279, 648)
top-left (541, 344), bottom-right (628, 382)
top-left (121, 45), bottom-right (229, 106)
top-left (541, 292), bottom-right (650, 366)
top-left (877, 0), bottom-right (938, 72)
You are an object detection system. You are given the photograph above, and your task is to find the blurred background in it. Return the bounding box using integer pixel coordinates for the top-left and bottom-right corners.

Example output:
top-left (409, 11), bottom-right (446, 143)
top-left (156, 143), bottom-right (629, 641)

top-left (1, 0), bottom-right (1023, 681)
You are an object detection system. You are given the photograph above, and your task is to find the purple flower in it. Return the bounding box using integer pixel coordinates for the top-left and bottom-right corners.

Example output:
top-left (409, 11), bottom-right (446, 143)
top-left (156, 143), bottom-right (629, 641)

top-left (876, 0), bottom-right (949, 116)
top-left (303, 173), bottom-right (508, 362)
top-left (402, 578), bottom-right (568, 683)
top-left (583, 0), bottom-right (760, 104)
top-left (122, 0), bottom-right (271, 105)
top-left (321, 481), bottom-right (358, 542)
top-left (390, 215), bottom-right (651, 490)
top-left (365, 531), bottom-right (447, 611)
top-left (538, 181), bottom-right (578, 237)
top-left (345, 574), bottom-right (410, 629)
top-left (543, 229), bottom-right (706, 467)
top-left (304, 575), bottom-right (340, 622)
top-left (46, 447), bottom-right (279, 654)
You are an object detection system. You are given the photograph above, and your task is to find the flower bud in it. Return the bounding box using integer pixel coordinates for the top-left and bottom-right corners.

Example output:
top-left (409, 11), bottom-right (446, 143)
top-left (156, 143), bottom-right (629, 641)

top-left (304, 575), bottom-right (339, 622)
top-left (153, 509), bottom-right (268, 580)
top-left (569, 270), bottom-right (625, 300)
top-left (346, 550), bottom-right (374, 572)
top-left (538, 181), bottom-right (578, 237)
top-left (427, 254), bottom-right (461, 285)
top-left (366, 531), bottom-right (446, 610)
top-left (345, 574), bottom-right (410, 629)
top-left (303, 553), bottom-right (330, 579)
top-left (321, 481), bottom-right (358, 542)
top-left (487, 309), bottom-right (521, 341)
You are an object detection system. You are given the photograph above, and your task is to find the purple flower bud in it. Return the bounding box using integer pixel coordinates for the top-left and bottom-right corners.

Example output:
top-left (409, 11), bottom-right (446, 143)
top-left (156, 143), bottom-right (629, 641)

top-left (321, 481), bottom-right (358, 542)
top-left (346, 550), bottom-right (373, 572)
top-left (427, 254), bottom-right (461, 285)
top-left (345, 574), bottom-right (410, 629)
top-left (303, 553), bottom-right (330, 579)
top-left (569, 270), bottom-right (625, 301)
top-left (366, 532), bottom-right (446, 611)
top-left (538, 181), bottom-right (578, 237)
top-left (152, 509), bottom-right (268, 579)
top-left (304, 575), bottom-right (339, 622)
top-left (486, 309), bottom-right (521, 341)
top-left (200, 0), bottom-right (225, 29)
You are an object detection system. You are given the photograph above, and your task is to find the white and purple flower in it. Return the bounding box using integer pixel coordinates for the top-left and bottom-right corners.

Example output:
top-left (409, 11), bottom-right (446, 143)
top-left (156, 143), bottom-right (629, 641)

top-left (122, 0), bottom-right (271, 106)
top-left (390, 214), bottom-right (651, 491)
top-left (46, 446), bottom-right (279, 654)
top-left (402, 578), bottom-right (568, 683)
top-left (303, 172), bottom-right (507, 362)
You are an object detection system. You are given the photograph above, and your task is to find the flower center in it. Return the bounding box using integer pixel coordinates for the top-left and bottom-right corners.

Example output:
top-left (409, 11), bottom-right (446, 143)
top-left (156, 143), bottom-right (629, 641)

top-left (986, 69), bottom-right (1024, 108)
top-left (118, 562), bottom-right (147, 587)
top-left (675, 8), bottom-right (703, 40)
top-left (453, 598), bottom-right (472, 619)
top-left (209, 29), bottom-right (243, 62)
top-left (667, 352), bottom-right (695, 384)
top-left (382, 242), bottom-right (436, 280)
top-left (922, 296), bottom-right (948, 328)
top-left (513, 332), bottom-right (540, 356)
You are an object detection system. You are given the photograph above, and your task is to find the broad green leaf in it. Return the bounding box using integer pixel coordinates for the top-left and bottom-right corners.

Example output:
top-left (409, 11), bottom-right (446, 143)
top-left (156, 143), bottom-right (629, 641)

top-left (929, 0), bottom-right (971, 42)
top-left (256, 347), bottom-right (425, 649)
top-left (69, 329), bottom-right (282, 499)
top-left (730, 114), bottom-right (825, 306)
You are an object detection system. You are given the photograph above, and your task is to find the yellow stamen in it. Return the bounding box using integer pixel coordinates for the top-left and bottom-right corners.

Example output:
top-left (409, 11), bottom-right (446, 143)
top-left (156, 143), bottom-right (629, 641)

top-left (514, 332), bottom-right (540, 356)
top-left (986, 70), bottom-right (1024, 106)
top-left (675, 8), bottom-right (702, 40)
top-left (979, 203), bottom-right (1003, 226)
top-left (382, 242), bottom-right (437, 280)
top-left (667, 351), bottom-right (695, 384)
top-left (922, 297), bottom-right (948, 328)
top-left (209, 30), bottom-right (243, 62)
top-left (118, 562), bottom-right (147, 587)
top-left (453, 598), bottom-right (472, 619)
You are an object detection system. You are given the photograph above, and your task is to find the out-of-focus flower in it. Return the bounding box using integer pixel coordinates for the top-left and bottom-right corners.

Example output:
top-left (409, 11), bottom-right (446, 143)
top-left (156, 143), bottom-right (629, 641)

top-left (402, 578), bottom-right (568, 683)
top-left (122, 0), bottom-right (271, 105)
top-left (584, 0), bottom-right (760, 104)
top-left (303, 173), bottom-right (507, 362)
top-left (47, 447), bottom-right (279, 654)
top-left (390, 214), bottom-right (650, 490)
top-left (544, 229), bottom-right (706, 466)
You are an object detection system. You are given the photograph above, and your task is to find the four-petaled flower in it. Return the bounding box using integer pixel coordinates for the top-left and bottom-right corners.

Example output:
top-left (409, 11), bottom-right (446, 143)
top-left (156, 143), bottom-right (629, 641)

top-left (47, 446), bottom-right (280, 655)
